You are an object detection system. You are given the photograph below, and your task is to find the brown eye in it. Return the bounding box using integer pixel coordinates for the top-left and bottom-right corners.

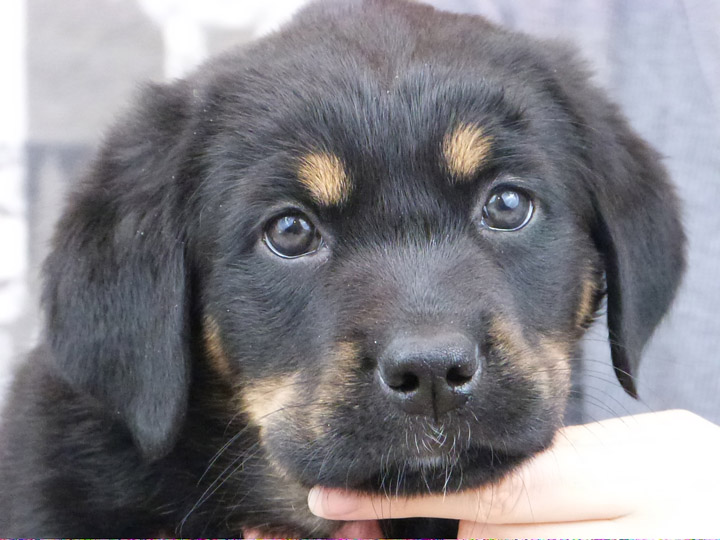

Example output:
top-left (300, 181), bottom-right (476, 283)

top-left (481, 188), bottom-right (534, 231)
top-left (264, 213), bottom-right (322, 258)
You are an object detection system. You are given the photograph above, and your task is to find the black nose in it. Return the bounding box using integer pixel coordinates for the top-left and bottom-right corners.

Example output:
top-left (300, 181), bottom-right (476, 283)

top-left (377, 333), bottom-right (481, 417)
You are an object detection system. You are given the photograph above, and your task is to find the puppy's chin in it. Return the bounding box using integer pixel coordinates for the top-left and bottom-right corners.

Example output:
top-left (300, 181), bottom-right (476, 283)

top-left (346, 445), bottom-right (537, 495)
top-left (284, 434), bottom-right (553, 497)
top-left (263, 406), bottom-right (561, 498)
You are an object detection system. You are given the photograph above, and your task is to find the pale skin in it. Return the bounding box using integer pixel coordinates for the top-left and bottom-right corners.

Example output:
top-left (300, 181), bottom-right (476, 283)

top-left (308, 410), bottom-right (720, 538)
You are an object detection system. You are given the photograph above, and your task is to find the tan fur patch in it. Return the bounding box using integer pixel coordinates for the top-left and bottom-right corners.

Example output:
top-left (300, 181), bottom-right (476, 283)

top-left (443, 123), bottom-right (493, 180)
top-left (539, 337), bottom-right (572, 360)
top-left (488, 316), bottom-right (528, 360)
top-left (203, 315), bottom-right (232, 379)
top-left (308, 341), bottom-right (360, 437)
top-left (489, 317), bottom-right (571, 402)
top-left (576, 278), bottom-right (598, 329)
top-left (537, 337), bottom-right (573, 400)
top-left (331, 341), bottom-right (361, 373)
top-left (297, 152), bottom-right (350, 205)
top-left (241, 375), bottom-right (299, 431)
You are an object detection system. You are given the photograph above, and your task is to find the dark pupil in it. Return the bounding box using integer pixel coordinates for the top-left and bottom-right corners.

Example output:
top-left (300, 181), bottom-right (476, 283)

top-left (269, 215), bottom-right (315, 256)
top-left (484, 190), bottom-right (530, 230)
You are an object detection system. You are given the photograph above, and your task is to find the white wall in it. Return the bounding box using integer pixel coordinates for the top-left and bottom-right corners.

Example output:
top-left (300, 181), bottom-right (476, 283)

top-left (0, 0), bottom-right (28, 401)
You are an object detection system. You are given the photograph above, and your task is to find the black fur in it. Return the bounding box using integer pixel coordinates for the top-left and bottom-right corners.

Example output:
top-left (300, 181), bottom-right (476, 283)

top-left (0, 0), bottom-right (684, 536)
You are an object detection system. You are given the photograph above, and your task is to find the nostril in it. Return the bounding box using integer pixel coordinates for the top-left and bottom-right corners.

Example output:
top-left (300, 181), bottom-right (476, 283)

top-left (446, 365), bottom-right (473, 387)
top-left (387, 371), bottom-right (420, 393)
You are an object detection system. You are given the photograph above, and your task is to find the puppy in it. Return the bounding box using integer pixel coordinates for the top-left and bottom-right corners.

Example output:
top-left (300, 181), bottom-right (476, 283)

top-left (0, 0), bottom-right (684, 536)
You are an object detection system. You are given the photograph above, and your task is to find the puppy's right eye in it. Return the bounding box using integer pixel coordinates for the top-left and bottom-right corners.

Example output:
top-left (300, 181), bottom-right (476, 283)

top-left (264, 213), bottom-right (323, 258)
top-left (481, 187), bottom-right (534, 231)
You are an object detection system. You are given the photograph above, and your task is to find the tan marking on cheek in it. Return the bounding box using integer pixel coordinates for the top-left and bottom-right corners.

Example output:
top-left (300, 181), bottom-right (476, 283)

top-left (241, 374), bottom-right (299, 430)
top-left (576, 278), bottom-right (598, 329)
top-left (540, 338), bottom-right (572, 360)
top-left (443, 123), bottom-right (493, 180)
top-left (537, 337), bottom-right (573, 402)
top-left (203, 315), bottom-right (233, 379)
top-left (332, 341), bottom-right (361, 373)
top-left (488, 316), bottom-right (529, 360)
top-left (309, 341), bottom-right (361, 437)
top-left (297, 152), bottom-right (350, 205)
top-left (489, 317), bottom-right (572, 405)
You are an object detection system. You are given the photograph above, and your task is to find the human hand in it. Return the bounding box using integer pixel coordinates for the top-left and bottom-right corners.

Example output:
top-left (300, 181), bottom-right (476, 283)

top-left (308, 410), bottom-right (720, 537)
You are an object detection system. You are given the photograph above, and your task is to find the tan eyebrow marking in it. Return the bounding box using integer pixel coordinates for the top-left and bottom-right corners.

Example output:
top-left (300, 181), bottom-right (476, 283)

top-left (297, 152), bottom-right (351, 205)
top-left (442, 123), bottom-right (493, 180)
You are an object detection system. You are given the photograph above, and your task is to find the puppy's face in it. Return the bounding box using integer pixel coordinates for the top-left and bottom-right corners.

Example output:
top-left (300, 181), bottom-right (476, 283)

top-left (199, 69), bottom-right (604, 493)
top-left (41, 0), bottom-right (684, 534)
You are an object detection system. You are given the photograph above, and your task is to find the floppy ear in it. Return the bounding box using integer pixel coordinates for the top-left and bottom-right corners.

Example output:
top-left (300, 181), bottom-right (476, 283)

top-left (544, 47), bottom-right (686, 396)
top-left (589, 127), bottom-right (685, 397)
top-left (42, 83), bottom-right (194, 460)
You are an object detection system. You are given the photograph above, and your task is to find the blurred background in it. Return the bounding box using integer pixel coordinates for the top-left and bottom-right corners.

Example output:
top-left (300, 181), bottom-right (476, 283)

top-left (1, 0), bottom-right (718, 423)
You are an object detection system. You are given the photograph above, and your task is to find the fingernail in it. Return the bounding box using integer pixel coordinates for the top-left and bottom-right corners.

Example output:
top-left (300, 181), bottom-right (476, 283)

top-left (307, 487), bottom-right (360, 518)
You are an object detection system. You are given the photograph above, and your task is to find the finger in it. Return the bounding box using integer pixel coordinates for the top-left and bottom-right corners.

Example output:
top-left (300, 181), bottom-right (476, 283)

top-left (308, 486), bottom-right (476, 522)
top-left (309, 477), bottom-right (633, 525)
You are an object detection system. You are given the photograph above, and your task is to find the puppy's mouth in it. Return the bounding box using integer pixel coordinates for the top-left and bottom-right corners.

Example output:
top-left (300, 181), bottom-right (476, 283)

top-left (268, 406), bottom-right (558, 497)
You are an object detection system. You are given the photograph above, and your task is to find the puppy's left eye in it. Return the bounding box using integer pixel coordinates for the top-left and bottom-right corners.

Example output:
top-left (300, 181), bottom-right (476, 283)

top-left (264, 213), bottom-right (323, 258)
top-left (481, 188), bottom-right (534, 231)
